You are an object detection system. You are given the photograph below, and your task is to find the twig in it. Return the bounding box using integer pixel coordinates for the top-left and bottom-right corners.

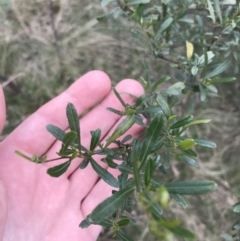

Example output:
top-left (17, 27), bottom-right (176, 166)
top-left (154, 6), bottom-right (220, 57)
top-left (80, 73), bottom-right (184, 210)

top-left (46, 0), bottom-right (62, 65)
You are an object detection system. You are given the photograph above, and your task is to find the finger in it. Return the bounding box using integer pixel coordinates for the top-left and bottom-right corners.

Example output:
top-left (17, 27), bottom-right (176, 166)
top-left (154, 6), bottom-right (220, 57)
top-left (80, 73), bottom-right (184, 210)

top-left (80, 168), bottom-right (121, 241)
top-left (3, 71), bottom-right (111, 155)
top-left (0, 86), bottom-right (6, 134)
top-left (44, 79), bottom-right (144, 176)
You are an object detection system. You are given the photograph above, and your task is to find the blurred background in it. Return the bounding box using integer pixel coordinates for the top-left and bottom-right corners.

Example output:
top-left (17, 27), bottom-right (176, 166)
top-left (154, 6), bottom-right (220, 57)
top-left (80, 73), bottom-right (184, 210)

top-left (0, 0), bottom-right (240, 240)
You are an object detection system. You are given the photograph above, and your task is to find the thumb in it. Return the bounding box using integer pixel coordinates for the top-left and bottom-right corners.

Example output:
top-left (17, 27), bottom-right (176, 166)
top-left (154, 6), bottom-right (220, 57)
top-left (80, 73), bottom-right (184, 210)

top-left (0, 86), bottom-right (6, 134)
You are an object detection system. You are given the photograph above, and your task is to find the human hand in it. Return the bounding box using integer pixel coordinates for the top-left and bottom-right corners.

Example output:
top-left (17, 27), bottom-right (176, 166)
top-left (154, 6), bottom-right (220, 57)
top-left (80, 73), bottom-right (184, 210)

top-left (0, 71), bottom-right (144, 241)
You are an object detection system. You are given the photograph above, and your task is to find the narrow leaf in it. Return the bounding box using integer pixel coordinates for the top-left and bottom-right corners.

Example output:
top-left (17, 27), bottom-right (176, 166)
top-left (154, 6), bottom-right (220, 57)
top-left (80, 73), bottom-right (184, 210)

top-left (90, 158), bottom-right (118, 188)
top-left (113, 88), bottom-right (126, 107)
top-left (199, 84), bottom-right (207, 101)
top-left (116, 230), bottom-right (134, 241)
top-left (90, 129), bottom-right (101, 151)
top-left (165, 180), bottom-right (217, 195)
top-left (140, 114), bottom-right (164, 168)
top-left (132, 140), bottom-right (141, 192)
top-left (205, 61), bottom-right (231, 78)
top-left (46, 124), bottom-right (65, 141)
top-left (101, 0), bottom-right (116, 7)
top-left (214, 0), bottom-right (222, 24)
top-left (186, 41), bottom-right (194, 60)
top-left (105, 115), bottom-right (136, 147)
top-left (233, 204), bottom-right (240, 213)
top-left (194, 138), bottom-right (217, 148)
top-left (207, 0), bottom-right (216, 23)
top-left (168, 226), bottom-right (195, 239)
top-left (171, 194), bottom-right (188, 209)
top-left (47, 160), bottom-right (71, 177)
top-left (184, 119), bottom-right (211, 127)
top-left (60, 132), bottom-right (77, 155)
top-left (156, 17), bottom-right (173, 37)
top-left (127, 0), bottom-right (150, 6)
top-left (170, 115), bottom-right (193, 129)
top-left (143, 59), bottom-right (151, 85)
top-left (156, 94), bottom-right (171, 118)
top-left (151, 76), bottom-right (171, 91)
top-left (79, 158), bottom-right (90, 169)
top-left (180, 155), bottom-right (199, 168)
top-left (131, 29), bottom-right (151, 47)
top-left (106, 107), bottom-right (123, 116)
top-left (87, 186), bottom-right (135, 223)
top-left (122, 134), bottom-right (132, 143)
top-left (117, 218), bottom-right (131, 227)
top-left (117, 163), bottom-right (133, 174)
top-left (211, 76), bottom-right (236, 84)
top-left (144, 158), bottom-right (154, 186)
top-left (66, 103), bottom-right (80, 148)
top-left (145, 194), bottom-right (163, 219)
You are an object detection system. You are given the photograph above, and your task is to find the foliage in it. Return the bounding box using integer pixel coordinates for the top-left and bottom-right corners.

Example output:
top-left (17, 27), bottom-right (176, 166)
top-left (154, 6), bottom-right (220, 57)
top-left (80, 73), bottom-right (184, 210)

top-left (14, 0), bottom-right (240, 241)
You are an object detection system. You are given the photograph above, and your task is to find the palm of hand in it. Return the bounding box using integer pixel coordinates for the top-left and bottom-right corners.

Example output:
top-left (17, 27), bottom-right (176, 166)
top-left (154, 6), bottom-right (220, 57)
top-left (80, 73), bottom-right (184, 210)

top-left (0, 71), bottom-right (144, 241)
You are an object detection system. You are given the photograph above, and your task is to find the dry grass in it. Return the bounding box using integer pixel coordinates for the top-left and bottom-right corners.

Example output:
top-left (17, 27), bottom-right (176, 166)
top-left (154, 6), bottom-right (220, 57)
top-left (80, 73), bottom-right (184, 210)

top-left (1, 1), bottom-right (240, 240)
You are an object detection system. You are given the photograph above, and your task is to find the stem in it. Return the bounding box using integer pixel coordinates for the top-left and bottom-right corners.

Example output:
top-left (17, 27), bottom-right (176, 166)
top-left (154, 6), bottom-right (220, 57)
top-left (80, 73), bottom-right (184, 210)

top-left (46, 0), bottom-right (62, 66)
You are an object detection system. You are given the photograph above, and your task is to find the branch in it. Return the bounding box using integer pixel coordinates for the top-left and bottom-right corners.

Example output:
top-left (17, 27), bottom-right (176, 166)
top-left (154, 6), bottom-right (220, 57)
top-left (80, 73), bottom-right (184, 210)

top-left (46, 0), bottom-right (62, 65)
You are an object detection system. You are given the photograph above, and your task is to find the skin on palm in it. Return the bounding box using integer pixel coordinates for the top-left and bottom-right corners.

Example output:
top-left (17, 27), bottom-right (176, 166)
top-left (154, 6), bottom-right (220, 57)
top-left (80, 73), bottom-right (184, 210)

top-left (0, 71), bottom-right (144, 241)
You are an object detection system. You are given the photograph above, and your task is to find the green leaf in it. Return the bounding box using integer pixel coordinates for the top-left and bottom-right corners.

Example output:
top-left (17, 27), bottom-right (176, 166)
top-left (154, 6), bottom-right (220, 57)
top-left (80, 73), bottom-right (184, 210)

top-left (207, 0), bottom-right (216, 23)
top-left (101, 0), bottom-right (116, 7)
top-left (106, 107), bottom-right (123, 116)
top-left (220, 233), bottom-right (233, 241)
top-left (79, 219), bottom-right (91, 228)
top-left (79, 158), bottom-right (90, 169)
top-left (46, 124), bottom-right (65, 141)
top-left (89, 158), bottom-right (119, 188)
top-left (122, 134), bottom-right (132, 143)
top-left (117, 163), bottom-right (133, 174)
top-left (85, 186), bottom-right (135, 224)
top-left (151, 76), bottom-right (171, 91)
top-left (127, 0), bottom-right (150, 6)
top-left (211, 77), bottom-right (236, 84)
top-left (171, 194), bottom-right (188, 209)
top-left (165, 180), bottom-right (217, 195)
top-left (184, 119), bottom-right (211, 127)
top-left (131, 29), bottom-right (151, 47)
top-left (156, 17), bottom-right (173, 38)
top-left (163, 147), bottom-right (170, 170)
top-left (116, 230), bottom-right (134, 241)
top-left (180, 155), bottom-right (198, 168)
top-left (170, 115), bottom-right (193, 129)
top-left (205, 61), bottom-right (231, 78)
top-left (156, 94), bottom-right (171, 118)
top-left (144, 158), bottom-right (154, 186)
top-left (132, 140), bottom-right (141, 192)
top-left (178, 139), bottom-right (196, 151)
top-left (66, 103), bottom-right (80, 148)
top-left (145, 194), bottom-right (163, 219)
top-left (60, 132), bottom-right (77, 155)
top-left (194, 138), bottom-right (217, 148)
top-left (113, 88), bottom-right (126, 107)
top-left (117, 218), bottom-right (131, 227)
top-left (165, 82), bottom-right (185, 96)
top-left (214, 0), bottom-right (222, 24)
top-left (137, 107), bottom-right (163, 114)
top-left (199, 84), bottom-right (207, 101)
top-left (47, 160), bottom-right (71, 177)
top-left (105, 115), bottom-right (136, 147)
top-left (233, 204), bottom-right (240, 213)
top-left (143, 59), bottom-right (151, 85)
top-left (168, 226), bottom-right (195, 239)
top-left (140, 114), bottom-right (164, 168)
top-left (90, 129), bottom-right (101, 151)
